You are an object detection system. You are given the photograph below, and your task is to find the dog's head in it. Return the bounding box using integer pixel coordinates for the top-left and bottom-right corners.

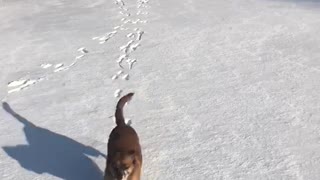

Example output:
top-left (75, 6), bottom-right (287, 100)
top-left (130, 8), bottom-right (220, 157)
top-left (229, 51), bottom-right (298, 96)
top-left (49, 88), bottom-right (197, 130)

top-left (110, 150), bottom-right (138, 179)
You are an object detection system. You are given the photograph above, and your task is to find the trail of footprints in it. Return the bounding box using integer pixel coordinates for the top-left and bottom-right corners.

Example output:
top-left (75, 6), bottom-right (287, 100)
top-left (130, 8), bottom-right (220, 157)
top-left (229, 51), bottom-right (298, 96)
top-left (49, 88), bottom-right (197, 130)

top-left (113, 0), bottom-right (149, 98)
top-left (6, 47), bottom-right (88, 95)
top-left (6, 0), bottom-right (150, 99)
top-left (92, 0), bottom-right (150, 98)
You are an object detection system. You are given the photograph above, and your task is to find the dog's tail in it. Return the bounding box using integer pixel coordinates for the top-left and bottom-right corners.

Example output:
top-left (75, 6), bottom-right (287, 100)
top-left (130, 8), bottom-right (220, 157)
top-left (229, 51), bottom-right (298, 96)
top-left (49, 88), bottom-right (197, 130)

top-left (115, 92), bottom-right (134, 126)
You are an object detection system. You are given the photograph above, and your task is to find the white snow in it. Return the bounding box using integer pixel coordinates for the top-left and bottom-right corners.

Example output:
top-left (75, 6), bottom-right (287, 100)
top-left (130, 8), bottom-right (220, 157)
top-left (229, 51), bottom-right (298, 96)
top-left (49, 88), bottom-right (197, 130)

top-left (1, 0), bottom-right (320, 179)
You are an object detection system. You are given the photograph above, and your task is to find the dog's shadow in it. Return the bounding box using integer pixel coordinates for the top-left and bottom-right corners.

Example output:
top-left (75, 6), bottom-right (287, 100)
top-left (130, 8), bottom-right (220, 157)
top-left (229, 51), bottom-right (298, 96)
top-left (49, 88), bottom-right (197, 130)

top-left (2, 102), bottom-right (106, 180)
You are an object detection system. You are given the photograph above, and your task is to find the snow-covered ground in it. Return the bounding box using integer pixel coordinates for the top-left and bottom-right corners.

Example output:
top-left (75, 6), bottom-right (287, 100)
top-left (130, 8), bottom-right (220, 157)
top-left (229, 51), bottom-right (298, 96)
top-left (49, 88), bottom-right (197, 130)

top-left (1, 0), bottom-right (320, 179)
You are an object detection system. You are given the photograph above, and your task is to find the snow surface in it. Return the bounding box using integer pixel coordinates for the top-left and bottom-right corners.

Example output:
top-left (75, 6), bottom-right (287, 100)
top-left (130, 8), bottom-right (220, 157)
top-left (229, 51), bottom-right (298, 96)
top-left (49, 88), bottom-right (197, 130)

top-left (1, 0), bottom-right (320, 179)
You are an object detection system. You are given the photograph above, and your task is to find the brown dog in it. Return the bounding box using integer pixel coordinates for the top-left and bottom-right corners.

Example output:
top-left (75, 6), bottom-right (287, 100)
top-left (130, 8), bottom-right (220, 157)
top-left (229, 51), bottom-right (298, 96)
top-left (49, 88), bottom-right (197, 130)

top-left (104, 93), bottom-right (142, 180)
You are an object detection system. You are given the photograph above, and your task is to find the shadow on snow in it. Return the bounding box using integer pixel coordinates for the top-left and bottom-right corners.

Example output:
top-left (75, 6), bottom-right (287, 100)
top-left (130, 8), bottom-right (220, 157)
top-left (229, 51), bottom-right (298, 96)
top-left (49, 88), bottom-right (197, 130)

top-left (2, 102), bottom-right (106, 180)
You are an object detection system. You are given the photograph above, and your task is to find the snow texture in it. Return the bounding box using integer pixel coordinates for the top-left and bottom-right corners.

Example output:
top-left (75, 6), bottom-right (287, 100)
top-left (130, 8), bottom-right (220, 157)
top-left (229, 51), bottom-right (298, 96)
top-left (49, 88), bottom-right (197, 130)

top-left (1, 0), bottom-right (320, 180)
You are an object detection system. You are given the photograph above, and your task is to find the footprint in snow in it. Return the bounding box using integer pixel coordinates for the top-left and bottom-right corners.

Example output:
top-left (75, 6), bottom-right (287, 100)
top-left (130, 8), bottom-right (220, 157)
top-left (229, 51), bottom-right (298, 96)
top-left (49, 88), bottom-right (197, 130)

top-left (120, 40), bottom-right (134, 54)
top-left (40, 64), bottom-right (53, 69)
top-left (120, 40), bottom-right (134, 50)
top-left (77, 47), bottom-right (89, 54)
top-left (122, 74), bottom-right (130, 80)
top-left (120, 7), bottom-right (128, 11)
top-left (136, 31), bottom-right (144, 41)
top-left (133, 19), bottom-right (143, 24)
top-left (111, 70), bottom-right (124, 80)
top-left (7, 78), bottom-right (44, 94)
top-left (137, 11), bottom-right (149, 15)
top-left (130, 43), bottom-right (141, 52)
top-left (127, 59), bottom-right (137, 70)
top-left (127, 33), bottom-right (135, 38)
top-left (115, 0), bottom-right (125, 6)
top-left (114, 89), bottom-right (122, 98)
top-left (94, 31), bottom-right (117, 44)
top-left (126, 119), bottom-right (132, 126)
top-left (117, 54), bottom-right (128, 67)
top-left (75, 54), bottom-right (85, 60)
top-left (55, 63), bottom-right (64, 69)
top-left (114, 25), bottom-right (121, 30)
top-left (117, 70), bottom-right (124, 75)
top-left (111, 74), bottom-right (118, 80)
top-left (8, 80), bottom-right (28, 88)
top-left (53, 63), bottom-right (65, 72)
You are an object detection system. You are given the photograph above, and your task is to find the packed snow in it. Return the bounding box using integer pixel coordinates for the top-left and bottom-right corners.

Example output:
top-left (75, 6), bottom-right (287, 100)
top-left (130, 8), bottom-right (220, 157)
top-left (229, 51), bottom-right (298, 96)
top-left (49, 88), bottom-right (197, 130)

top-left (1, 0), bottom-right (320, 179)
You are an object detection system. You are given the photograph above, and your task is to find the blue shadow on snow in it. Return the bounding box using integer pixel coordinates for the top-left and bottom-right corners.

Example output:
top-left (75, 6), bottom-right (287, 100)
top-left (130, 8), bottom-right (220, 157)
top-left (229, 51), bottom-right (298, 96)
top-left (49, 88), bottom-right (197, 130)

top-left (2, 102), bottom-right (106, 180)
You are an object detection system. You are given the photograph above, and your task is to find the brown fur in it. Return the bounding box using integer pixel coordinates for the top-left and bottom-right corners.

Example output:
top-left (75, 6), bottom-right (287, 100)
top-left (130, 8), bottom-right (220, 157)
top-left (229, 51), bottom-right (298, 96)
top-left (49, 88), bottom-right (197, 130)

top-left (104, 93), bottom-right (142, 180)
